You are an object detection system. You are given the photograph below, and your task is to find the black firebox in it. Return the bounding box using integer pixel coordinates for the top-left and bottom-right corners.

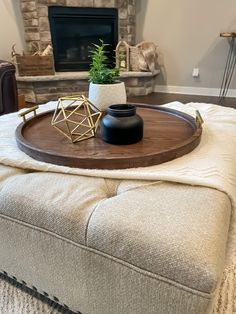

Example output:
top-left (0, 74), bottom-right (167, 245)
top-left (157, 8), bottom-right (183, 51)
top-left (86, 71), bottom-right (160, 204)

top-left (48, 6), bottom-right (118, 71)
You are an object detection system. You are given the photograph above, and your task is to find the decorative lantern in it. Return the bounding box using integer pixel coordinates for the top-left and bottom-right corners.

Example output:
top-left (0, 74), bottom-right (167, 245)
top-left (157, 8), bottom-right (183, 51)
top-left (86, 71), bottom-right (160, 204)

top-left (116, 40), bottom-right (130, 71)
top-left (51, 95), bottom-right (102, 143)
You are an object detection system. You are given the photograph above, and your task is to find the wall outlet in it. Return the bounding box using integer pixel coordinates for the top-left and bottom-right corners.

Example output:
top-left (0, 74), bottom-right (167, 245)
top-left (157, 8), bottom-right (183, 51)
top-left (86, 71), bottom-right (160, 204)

top-left (192, 68), bottom-right (199, 77)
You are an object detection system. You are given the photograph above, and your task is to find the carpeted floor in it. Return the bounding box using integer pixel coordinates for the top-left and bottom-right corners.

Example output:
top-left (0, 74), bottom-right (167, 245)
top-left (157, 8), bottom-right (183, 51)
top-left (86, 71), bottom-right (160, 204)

top-left (0, 278), bottom-right (63, 314)
top-left (212, 256), bottom-right (236, 314)
top-left (0, 274), bottom-right (76, 314)
top-left (0, 256), bottom-right (236, 314)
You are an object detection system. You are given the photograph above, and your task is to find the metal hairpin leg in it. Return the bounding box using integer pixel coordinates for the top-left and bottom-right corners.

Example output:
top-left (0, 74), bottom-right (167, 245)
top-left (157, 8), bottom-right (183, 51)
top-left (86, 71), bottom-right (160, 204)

top-left (219, 32), bottom-right (236, 103)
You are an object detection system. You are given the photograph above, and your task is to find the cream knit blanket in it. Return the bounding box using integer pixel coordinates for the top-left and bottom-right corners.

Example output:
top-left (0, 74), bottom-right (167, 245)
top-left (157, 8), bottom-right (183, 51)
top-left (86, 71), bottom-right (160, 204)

top-left (1, 101), bottom-right (236, 262)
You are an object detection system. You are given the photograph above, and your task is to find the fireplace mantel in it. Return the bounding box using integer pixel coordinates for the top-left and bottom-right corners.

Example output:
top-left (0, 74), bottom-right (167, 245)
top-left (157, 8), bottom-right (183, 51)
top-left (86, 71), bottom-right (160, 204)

top-left (17, 70), bottom-right (160, 104)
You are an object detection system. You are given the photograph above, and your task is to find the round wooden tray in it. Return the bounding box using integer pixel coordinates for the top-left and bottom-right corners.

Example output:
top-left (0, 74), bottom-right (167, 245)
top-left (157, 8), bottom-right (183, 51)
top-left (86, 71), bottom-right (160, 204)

top-left (15, 104), bottom-right (202, 169)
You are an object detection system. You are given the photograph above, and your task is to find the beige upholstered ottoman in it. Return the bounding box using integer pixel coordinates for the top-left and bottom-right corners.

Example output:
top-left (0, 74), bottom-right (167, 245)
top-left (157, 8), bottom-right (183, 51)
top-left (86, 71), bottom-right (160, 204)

top-left (0, 163), bottom-right (231, 314)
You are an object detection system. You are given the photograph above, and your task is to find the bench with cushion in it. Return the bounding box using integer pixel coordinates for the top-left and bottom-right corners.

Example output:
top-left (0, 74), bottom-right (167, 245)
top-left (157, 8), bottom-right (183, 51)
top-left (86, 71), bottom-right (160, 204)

top-left (0, 164), bottom-right (231, 314)
top-left (0, 101), bottom-right (235, 313)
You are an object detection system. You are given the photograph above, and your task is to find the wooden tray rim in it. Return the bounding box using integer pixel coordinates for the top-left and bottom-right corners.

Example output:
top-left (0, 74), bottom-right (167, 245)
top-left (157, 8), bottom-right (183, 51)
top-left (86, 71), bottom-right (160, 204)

top-left (15, 104), bottom-right (202, 168)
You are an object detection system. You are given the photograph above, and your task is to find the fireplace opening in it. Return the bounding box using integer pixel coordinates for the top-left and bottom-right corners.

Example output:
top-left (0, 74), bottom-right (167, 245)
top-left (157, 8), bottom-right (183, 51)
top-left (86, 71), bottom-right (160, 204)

top-left (48, 6), bottom-right (118, 72)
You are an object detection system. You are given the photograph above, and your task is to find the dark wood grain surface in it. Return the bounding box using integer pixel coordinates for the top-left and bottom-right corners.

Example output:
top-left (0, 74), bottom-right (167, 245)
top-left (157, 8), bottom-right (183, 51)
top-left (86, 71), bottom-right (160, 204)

top-left (15, 104), bottom-right (202, 169)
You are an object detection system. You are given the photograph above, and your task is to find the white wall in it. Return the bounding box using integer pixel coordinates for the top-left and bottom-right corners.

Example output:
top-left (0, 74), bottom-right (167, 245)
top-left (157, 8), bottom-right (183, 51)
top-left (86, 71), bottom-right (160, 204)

top-left (136, 0), bottom-right (236, 94)
top-left (0, 0), bottom-right (25, 61)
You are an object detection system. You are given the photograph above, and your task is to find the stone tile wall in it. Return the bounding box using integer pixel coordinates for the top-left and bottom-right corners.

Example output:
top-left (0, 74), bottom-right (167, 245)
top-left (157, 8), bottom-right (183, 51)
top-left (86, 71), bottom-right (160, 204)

top-left (20, 0), bottom-right (136, 54)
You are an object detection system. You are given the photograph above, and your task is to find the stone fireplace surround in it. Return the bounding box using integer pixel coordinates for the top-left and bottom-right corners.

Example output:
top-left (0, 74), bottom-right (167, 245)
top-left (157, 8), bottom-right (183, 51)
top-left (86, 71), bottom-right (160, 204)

top-left (18, 0), bottom-right (159, 104)
top-left (20, 0), bottom-right (136, 54)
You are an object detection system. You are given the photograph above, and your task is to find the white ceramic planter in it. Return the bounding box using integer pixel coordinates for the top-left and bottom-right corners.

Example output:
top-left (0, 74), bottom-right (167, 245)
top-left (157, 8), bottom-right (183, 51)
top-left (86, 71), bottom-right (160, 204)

top-left (88, 81), bottom-right (127, 112)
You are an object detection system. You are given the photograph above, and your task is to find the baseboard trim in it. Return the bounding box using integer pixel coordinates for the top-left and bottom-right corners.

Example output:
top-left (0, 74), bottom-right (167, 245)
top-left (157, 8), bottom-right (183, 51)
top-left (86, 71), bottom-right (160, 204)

top-left (154, 85), bottom-right (236, 97)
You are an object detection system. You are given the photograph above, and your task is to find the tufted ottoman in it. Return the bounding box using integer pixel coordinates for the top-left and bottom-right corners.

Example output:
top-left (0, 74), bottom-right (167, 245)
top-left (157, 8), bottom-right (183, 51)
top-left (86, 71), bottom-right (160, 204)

top-left (0, 163), bottom-right (231, 314)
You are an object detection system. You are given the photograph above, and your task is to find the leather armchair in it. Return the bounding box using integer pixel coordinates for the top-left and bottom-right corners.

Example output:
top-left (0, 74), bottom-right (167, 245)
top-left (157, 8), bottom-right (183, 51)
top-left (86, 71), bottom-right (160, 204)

top-left (0, 60), bottom-right (18, 115)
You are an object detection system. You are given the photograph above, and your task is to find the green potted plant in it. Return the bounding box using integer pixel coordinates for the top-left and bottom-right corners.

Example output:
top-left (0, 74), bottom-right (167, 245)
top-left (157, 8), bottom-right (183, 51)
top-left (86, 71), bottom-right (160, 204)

top-left (88, 40), bottom-right (127, 111)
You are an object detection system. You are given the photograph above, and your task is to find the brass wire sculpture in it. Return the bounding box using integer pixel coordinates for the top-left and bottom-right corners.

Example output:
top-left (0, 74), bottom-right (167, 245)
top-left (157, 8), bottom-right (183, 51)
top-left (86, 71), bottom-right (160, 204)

top-left (51, 95), bottom-right (102, 143)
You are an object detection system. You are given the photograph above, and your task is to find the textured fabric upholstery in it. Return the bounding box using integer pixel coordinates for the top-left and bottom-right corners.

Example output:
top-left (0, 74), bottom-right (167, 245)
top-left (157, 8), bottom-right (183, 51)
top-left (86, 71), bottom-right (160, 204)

top-left (0, 164), bottom-right (231, 314)
top-left (0, 218), bottom-right (217, 314)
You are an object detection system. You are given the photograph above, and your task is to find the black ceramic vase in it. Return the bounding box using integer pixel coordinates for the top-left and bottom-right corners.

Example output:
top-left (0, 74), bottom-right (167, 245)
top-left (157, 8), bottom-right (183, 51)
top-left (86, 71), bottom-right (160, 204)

top-left (101, 104), bottom-right (143, 145)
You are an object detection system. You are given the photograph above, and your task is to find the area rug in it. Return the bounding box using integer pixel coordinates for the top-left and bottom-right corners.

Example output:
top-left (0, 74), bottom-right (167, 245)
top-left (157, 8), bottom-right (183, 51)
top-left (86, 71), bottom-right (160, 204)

top-left (212, 253), bottom-right (236, 314)
top-left (0, 273), bottom-right (76, 314)
top-left (0, 255), bottom-right (236, 314)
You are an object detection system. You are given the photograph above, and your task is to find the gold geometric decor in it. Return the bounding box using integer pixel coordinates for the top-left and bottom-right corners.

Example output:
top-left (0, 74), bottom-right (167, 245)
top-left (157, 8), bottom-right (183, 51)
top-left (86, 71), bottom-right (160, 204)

top-left (51, 95), bottom-right (102, 143)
